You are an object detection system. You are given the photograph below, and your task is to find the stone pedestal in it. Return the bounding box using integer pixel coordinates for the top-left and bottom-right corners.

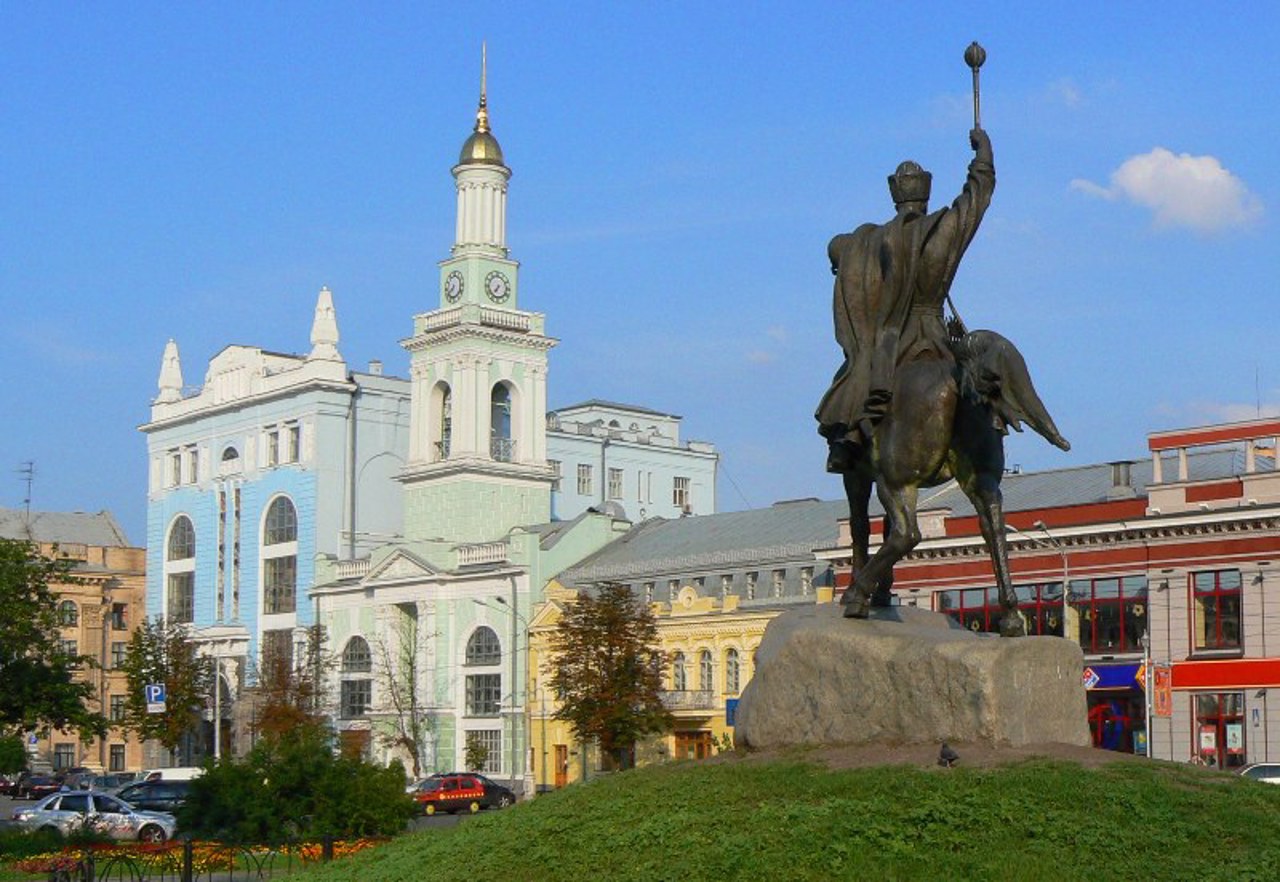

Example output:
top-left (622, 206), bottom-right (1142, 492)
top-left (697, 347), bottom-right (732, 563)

top-left (735, 603), bottom-right (1090, 749)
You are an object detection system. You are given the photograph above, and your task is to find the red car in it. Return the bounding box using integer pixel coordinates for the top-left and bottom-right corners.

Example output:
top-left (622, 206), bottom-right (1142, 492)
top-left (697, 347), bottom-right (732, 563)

top-left (412, 774), bottom-right (513, 815)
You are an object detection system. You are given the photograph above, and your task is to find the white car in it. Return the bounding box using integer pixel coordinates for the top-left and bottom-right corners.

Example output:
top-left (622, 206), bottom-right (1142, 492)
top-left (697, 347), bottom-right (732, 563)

top-left (11, 791), bottom-right (176, 842)
top-left (1239, 763), bottom-right (1280, 784)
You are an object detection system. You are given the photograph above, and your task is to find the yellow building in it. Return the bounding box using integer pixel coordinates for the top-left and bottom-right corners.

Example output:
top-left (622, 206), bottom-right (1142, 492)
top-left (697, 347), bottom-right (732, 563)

top-left (527, 500), bottom-right (843, 789)
top-left (1, 509), bottom-right (148, 773)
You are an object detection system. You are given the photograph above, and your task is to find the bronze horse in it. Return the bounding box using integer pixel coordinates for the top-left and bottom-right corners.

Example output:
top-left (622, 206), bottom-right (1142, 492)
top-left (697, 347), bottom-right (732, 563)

top-left (839, 329), bottom-right (1070, 636)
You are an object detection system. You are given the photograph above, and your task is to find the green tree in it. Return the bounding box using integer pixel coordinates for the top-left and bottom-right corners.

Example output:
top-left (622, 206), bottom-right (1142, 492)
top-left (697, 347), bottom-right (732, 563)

top-left (548, 582), bottom-right (673, 771)
top-left (0, 537), bottom-right (105, 740)
top-left (119, 617), bottom-right (213, 762)
top-left (464, 732), bottom-right (489, 773)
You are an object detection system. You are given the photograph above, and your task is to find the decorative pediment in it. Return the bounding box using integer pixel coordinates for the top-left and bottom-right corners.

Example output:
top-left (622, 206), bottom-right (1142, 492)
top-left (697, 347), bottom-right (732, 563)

top-left (363, 548), bottom-right (439, 586)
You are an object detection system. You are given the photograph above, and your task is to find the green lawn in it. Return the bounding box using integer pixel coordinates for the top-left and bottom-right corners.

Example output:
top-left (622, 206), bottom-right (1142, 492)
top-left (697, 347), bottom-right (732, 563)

top-left (297, 755), bottom-right (1280, 882)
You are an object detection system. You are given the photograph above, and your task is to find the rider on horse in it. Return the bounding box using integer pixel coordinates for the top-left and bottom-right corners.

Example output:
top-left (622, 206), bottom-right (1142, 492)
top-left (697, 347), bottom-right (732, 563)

top-left (817, 128), bottom-right (995, 472)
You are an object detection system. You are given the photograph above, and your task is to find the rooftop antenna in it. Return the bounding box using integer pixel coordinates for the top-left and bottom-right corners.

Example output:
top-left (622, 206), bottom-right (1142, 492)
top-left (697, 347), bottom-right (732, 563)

top-left (17, 460), bottom-right (34, 524)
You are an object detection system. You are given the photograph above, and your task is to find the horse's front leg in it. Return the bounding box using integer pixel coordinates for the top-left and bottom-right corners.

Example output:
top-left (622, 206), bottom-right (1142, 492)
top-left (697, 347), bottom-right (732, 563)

top-left (844, 483), bottom-right (920, 618)
top-left (965, 473), bottom-right (1025, 637)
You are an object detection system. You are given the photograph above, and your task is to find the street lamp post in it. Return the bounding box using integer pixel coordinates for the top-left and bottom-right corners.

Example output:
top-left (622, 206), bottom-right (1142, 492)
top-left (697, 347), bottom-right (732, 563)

top-left (1141, 631), bottom-right (1153, 758)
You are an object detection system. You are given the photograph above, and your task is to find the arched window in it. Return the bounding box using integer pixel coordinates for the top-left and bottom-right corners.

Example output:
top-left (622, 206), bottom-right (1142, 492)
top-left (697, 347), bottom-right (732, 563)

top-left (725, 648), bottom-right (741, 695)
top-left (490, 384), bottom-right (513, 462)
top-left (166, 515), bottom-right (196, 623)
top-left (699, 650), bottom-right (714, 692)
top-left (168, 517), bottom-right (195, 560)
top-left (264, 497), bottom-right (297, 545)
top-left (342, 636), bottom-right (372, 672)
top-left (262, 497), bottom-right (297, 615)
top-left (438, 387), bottom-right (452, 460)
top-left (219, 446), bottom-right (242, 477)
top-left (340, 636), bottom-right (372, 718)
top-left (464, 627), bottom-right (502, 718)
top-left (466, 627), bottom-right (502, 666)
top-left (59, 600), bottom-right (79, 627)
top-left (672, 652), bottom-right (687, 692)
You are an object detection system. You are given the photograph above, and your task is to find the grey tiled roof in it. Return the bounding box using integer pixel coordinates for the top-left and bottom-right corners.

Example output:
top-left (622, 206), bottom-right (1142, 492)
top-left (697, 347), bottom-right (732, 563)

top-left (557, 445), bottom-right (1262, 583)
top-left (559, 498), bottom-right (848, 584)
top-left (0, 507), bottom-right (130, 547)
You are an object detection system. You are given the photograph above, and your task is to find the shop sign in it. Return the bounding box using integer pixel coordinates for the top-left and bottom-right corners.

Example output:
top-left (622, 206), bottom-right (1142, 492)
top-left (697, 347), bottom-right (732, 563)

top-left (1082, 667), bottom-right (1100, 689)
top-left (1199, 725), bottom-right (1218, 756)
top-left (725, 698), bottom-right (739, 728)
top-left (1153, 666), bottom-right (1173, 718)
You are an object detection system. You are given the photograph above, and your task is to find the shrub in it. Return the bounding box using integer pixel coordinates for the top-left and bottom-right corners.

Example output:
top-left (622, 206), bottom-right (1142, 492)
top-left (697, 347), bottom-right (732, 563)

top-left (177, 729), bottom-right (415, 843)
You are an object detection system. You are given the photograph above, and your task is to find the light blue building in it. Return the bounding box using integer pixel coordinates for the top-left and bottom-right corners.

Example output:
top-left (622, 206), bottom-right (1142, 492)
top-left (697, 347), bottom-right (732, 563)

top-left (139, 289), bottom-right (411, 738)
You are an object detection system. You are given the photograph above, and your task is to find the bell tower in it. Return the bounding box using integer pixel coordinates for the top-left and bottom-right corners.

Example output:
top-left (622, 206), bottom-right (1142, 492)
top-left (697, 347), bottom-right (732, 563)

top-left (400, 50), bottom-right (556, 544)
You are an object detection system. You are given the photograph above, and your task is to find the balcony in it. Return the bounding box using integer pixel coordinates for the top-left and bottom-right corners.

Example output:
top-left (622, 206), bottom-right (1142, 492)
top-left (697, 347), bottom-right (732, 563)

top-left (457, 542), bottom-right (509, 567)
top-left (491, 437), bottom-right (516, 463)
top-left (661, 690), bottom-right (717, 711)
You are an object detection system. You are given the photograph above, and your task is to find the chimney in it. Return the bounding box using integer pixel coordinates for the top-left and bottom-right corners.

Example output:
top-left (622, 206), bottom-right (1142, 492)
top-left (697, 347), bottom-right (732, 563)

top-left (368, 359), bottom-right (384, 376)
top-left (1107, 461), bottom-right (1137, 500)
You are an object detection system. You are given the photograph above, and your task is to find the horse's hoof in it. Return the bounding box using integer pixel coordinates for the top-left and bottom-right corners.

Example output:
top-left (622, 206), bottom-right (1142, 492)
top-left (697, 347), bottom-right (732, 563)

top-left (842, 595), bottom-right (871, 619)
top-left (999, 613), bottom-right (1027, 638)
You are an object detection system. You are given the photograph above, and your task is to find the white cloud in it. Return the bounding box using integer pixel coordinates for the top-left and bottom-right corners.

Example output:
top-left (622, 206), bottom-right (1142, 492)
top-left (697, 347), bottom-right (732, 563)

top-left (746, 350), bottom-right (776, 365)
top-left (765, 325), bottom-right (788, 344)
top-left (1047, 78), bottom-right (1082, 109)
top-left (1071, 147), bottom-right (1263, 233)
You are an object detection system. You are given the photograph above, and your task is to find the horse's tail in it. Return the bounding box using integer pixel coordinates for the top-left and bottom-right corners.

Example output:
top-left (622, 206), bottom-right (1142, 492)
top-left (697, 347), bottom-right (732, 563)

top-left (954, 330), bottom-right (1071, 452)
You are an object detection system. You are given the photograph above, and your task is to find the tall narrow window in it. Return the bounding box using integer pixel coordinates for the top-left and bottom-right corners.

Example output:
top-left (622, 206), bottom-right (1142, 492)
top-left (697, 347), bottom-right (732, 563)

top-left (1193, 570), bottom-right (1242, 651)
top-left (725, 648), bottom-right (741, 695)
top-left (772, 569), bottom-right (785, 597)
top-left (490, 384), bottom-right (513, 462)
top-left (673, 476), bottom-right (691, 510)
top-left (59, 600), bottom-right (79, 627)
top-left (548, 459), bottom-right (562, 491)
top-left (672, 652), bottom-right (687, 691)
top-left (166, 516), bottom-right (196, 624)
top-left (266, 429), bottom-right (280, 467)
top-left (699, 650), bottom-right (714, 692)
top-left (577, 464), bottom-right (593, 496)
top-left (262, 497), bottom-right (298, 615)
top-left (340, 636), bottom-right (372, 718)
top-left (285, 423), bottom-right (300, 463)
top-left (608, 468), bottom-right (624, 500)
top-left (438, 387), bottom-right (452, 461)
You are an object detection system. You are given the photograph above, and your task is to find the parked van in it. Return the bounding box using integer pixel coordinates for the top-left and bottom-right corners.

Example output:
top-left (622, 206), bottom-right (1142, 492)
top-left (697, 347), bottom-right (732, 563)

top-left (138, 767), bottom-right (204, 782)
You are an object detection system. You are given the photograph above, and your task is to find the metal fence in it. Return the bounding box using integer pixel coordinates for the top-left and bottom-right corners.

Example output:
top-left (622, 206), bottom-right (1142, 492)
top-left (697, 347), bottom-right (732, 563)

top-left (36, 837), bottom-right (349, 882)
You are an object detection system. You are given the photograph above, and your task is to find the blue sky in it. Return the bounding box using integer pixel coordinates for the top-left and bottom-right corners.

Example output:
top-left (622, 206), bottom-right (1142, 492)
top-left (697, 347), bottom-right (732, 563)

top-left (1, 3), bottom-right (1275, 544)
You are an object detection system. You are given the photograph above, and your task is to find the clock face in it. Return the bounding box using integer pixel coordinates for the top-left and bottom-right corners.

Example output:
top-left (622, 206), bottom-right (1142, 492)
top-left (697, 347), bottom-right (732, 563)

top-left (444, 271), bottom-right (464, 303)
top-left (485, 270), bottom-right (511, 303)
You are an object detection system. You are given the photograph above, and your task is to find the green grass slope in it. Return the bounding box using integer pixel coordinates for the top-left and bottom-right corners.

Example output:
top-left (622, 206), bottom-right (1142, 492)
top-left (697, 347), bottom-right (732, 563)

top-left (302, 757), bottom-right (1280, 882)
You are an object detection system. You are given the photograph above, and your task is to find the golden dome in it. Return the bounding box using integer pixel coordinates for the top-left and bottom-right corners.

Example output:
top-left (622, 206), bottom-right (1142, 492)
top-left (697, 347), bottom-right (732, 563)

top-left (459, 127), bottom-right (504, 166)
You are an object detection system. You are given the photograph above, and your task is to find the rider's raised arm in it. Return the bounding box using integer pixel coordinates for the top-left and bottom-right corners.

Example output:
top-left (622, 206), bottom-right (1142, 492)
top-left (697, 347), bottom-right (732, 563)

top-left (931, 128), bottom-right (995, 257)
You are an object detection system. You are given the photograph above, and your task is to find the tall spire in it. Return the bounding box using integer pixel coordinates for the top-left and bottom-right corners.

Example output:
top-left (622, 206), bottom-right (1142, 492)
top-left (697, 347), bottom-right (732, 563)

top-left (156, 339), bottom-right (183, 403)
top-left (309, 286), bottom-right (342, 362)
top-left (475, 41), bottom-right (490, 135)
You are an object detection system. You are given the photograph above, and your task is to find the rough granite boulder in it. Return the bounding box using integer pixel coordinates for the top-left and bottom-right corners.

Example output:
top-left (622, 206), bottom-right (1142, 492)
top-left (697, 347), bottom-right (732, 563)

top-left (735, 603), bottom-right (1090, 749)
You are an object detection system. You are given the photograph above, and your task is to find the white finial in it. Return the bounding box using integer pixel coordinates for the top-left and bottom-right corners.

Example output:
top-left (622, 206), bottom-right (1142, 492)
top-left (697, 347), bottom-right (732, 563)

top-left (309, 286), bottom-right (342, 362)
top-left (156, 339), bottom-right (183, 403)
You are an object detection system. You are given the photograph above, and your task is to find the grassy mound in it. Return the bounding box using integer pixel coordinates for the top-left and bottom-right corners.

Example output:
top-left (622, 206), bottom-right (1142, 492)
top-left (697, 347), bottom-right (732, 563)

top-left (301, 755), bottom-right (1280, 882)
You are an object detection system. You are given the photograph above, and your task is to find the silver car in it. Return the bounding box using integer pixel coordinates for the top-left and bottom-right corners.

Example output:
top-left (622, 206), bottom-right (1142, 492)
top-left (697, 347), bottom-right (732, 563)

top-left (11, 791), bottom-right (176, 842)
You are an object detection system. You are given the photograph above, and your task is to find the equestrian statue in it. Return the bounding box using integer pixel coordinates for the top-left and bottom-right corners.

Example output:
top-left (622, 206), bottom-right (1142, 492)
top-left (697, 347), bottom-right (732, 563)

top-left (816, 43), bottom-right (1070, 637)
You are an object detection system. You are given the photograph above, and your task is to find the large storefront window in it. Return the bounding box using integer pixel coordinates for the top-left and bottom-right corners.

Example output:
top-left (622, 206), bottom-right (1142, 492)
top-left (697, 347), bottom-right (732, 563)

top-left (1192, 570), bottom-right (1242, 651)
top-left (936, 583), bottom-right (1064, 636)
top-left (1069, 576), bottom-right (1147, 653)
top-left (1194, 692), bottom-right (1246, 769)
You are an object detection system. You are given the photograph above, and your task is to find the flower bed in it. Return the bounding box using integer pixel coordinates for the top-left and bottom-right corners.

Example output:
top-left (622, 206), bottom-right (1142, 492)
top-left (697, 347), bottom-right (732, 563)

top-left (11, 838), bottom-right (385, 875)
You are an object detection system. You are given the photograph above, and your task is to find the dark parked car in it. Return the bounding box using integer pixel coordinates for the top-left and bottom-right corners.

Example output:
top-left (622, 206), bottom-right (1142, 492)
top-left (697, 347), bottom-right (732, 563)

top-left (19, 775), bottom-right (62, 800)
top-left (115, 780), bottom-right (191, 813)
top-left (89, 773), bottom-right (139, 792)
top-left (0, 774), bottom-right (19, 796)
top-left (410, 774), bottom-right (516, 815)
